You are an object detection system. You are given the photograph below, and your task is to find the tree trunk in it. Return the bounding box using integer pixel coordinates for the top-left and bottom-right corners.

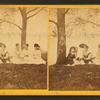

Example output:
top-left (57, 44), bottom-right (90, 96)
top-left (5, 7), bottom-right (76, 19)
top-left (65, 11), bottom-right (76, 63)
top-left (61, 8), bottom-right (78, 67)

top-left (21, 8), bottom-right (27, 49)
top-left (56, 8), bottom-right (66, 64)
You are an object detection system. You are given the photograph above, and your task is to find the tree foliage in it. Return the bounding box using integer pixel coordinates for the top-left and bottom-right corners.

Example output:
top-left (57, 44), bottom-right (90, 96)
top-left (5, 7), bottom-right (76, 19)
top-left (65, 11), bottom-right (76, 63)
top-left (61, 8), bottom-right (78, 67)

top-left (49, 8), bottom-right (100, 38)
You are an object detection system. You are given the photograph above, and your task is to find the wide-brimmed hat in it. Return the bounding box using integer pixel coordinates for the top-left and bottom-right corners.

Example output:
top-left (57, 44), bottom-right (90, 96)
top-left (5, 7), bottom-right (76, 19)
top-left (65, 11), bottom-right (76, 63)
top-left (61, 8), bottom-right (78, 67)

top-left (79, 43), bottom-right (89, 48)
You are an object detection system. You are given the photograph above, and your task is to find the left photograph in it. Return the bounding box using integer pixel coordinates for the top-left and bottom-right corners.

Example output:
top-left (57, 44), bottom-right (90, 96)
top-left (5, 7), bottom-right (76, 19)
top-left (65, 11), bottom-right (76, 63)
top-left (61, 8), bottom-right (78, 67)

top-left (0, 7), bottom-right (47, 89)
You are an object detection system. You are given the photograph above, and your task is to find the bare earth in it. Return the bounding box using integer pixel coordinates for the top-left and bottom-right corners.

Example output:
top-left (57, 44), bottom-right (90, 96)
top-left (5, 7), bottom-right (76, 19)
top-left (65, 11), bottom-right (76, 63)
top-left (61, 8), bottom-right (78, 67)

top-left (49, 64), bottom-right (100, 91)
top-left (0, 64), bottom-right (47, 89)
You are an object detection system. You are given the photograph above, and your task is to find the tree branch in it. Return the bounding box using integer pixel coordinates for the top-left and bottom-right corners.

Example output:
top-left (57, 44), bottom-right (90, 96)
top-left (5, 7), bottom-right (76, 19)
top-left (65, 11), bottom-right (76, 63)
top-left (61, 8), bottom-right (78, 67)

top-left (43, 8), bottom-right (47, 12)
top-left (69, 12), bottom-right (100, 28)
top-left (86, 20), bottom-right (100, 27)
top-left (64, 8), bottom-right (70, 15)
top-left (19, 7), bottom-right (23, 16)
top-left (0, 19), bottom-right (22, 31)
top-left (53, 31), bottom-right (57, 36)
top-left (27, 8), bottom-right (44, 20)
top-left (49, 20), bottom-right (58, 26)
top-left (26, 8), bottom-right (39, 15)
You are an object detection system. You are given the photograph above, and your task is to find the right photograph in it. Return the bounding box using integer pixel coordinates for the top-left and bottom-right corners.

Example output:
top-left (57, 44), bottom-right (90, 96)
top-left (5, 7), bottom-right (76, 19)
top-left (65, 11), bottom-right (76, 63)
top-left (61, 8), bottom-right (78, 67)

top-left (49, 8), bottom-right (100, 91)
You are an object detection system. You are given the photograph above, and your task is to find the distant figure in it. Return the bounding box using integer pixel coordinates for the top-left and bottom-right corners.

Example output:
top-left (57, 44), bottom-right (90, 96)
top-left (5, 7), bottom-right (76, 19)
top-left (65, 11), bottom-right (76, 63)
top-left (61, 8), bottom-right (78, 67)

top-left (79, 43), bottom-right (95, 64)
top-left (11, 43), bottom-right (22, 64)
top-left (40, 49), bottom-right (47, 64)
top-left (14, 43), bottom-right (22, 57)
top-left (65, 46), bottom-right (78, 65)
top-left (94, 44), bottom-right (100, 65)
top-left (21, 44), bottom-right (30, 63)
top-left (26, 44), bottom-right (29, 50)
top-left (0, 43), bottom-right (11, 63)
top-left (96, 44), bottom-right (100, 59)
top-left (29, 43), bottom-right (46, 64)
top-left (22, 44), bottom-right (29, 57)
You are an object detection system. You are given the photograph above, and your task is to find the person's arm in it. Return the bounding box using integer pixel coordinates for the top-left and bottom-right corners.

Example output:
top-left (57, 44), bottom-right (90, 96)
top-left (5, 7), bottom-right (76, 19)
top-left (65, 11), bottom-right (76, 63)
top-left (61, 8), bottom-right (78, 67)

top-left (74, 52), bottom-right (77, 58)
top-left (3, 52), bottom-right (9, 58)
top-left (13, 51), bottom-right (18, 58)
top-left (33, 50), bottom-right (37, 59)
top-left (85, 52), bottom-right (92, 60)
top-left (88, 53), bottom-right (93, 59)
top-left (67, 53), bottom-right (72, 60)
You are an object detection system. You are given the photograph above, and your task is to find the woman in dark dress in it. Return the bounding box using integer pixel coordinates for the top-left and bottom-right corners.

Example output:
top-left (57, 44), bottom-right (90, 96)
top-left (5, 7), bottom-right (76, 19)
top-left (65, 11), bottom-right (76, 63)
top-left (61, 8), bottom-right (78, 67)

top-left (65, 46), bottom-right (78, 65)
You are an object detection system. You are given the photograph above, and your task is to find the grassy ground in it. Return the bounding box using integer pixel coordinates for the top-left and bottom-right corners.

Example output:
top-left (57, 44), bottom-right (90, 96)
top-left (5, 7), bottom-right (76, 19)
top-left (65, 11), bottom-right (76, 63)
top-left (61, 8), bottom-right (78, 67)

top-left (49, 64), bottom-right (100, 91)
top-left (0, 64), bottom-right (47, 89)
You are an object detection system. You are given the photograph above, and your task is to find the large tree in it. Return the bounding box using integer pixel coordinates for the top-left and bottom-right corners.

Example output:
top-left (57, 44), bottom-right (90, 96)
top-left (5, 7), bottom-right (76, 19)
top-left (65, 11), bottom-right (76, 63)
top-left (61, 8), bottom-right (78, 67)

top-left (56, 8), bottom-right (66, 64)
top-left (49, 8), bottom-right (69, 64)
top-left (0, 7), bottom-right (44, 49)
top-left (49, 8), bottom-right (100, 64)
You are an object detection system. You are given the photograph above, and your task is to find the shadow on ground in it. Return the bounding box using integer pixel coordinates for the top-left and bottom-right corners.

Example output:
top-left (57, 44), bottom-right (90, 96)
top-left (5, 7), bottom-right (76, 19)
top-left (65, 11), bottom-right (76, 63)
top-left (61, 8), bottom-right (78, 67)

top-left (0, 64), bottom-right (47, 89)
top-left (49, 64), bottom-right (100, 91)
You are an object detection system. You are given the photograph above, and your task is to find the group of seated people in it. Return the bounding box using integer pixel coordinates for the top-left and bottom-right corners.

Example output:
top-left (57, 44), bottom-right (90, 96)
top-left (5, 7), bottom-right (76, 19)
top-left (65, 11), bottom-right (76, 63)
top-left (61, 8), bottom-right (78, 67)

top-left (0, 43), bottom-right (46, 64)
top-left (64, 43), bottom-right (100, 66)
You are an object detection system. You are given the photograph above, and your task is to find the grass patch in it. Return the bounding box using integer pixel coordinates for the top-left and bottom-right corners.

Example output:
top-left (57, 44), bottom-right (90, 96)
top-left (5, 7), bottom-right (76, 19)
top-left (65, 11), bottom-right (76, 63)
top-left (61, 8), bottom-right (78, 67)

top-left (0, 64), bottom-right (47, 89)
top-left (49, 64), bottom-right (100, 91)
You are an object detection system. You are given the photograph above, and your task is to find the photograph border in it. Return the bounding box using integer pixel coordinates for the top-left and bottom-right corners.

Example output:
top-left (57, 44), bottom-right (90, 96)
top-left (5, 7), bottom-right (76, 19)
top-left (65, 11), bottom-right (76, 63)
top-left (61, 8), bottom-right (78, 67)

top-left (0, 5), bottom-right (100, 95)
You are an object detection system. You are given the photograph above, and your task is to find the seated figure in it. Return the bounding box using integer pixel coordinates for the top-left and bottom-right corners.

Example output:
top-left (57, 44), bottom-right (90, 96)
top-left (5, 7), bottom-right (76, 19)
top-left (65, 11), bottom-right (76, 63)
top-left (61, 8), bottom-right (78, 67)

top-left (11, 43), bottom-right (22, 64)
top-left (65, 46), bottom-right (78, 65)
top-left (0, 43), bottom-right (11, 63)
top-left (79, 44), bottom-right (95, 64)
top-left (28, 43), bottom-right (46, 64)
top-left (21, 44), bottom-right (30, 63)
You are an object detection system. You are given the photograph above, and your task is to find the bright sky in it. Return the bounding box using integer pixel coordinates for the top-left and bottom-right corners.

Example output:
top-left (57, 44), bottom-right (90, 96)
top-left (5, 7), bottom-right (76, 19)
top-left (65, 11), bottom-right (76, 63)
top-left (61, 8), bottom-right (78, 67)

top-left (0, 7), bottom-right (47, 51)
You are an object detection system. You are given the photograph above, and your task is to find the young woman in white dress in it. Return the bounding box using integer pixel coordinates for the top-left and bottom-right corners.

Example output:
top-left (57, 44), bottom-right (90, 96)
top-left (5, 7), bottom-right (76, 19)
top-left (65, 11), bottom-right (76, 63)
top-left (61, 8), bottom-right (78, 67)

top-left (28, 43), bottom-right (46, 64)
top-left (21, 44), bottom-right (30, 64)
top-left (11, 43), bottom-right (22, 64)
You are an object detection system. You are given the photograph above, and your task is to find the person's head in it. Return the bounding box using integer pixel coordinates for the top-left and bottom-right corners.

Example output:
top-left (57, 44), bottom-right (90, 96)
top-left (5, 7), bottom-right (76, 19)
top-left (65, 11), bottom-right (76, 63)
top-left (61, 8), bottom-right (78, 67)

top-left (23, 44), bottom-right (27, 50)
top-left (83, 45), bottom-right (88, 51)
top-left (34, 43), bottom-right (40, 50)
top-left (69, 46), bottom-right (77, 54)
top-left (1, 43), bottom-right (6, 51)
top-left (26, 44), bottom-right (29, 49)
top-left (16, 43), bottom-right (20, 50)
top-left (23, 44), bottom-right (29, 50)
